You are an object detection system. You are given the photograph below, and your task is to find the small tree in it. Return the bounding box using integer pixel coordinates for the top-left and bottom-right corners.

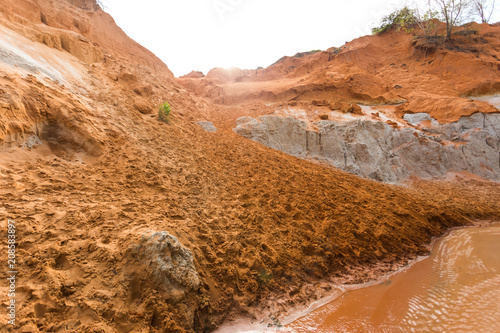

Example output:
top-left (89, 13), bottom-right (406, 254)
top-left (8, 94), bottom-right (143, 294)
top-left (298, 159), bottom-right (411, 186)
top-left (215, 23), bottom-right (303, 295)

top-left (433, 0), bottom-right (471, 39)
top-left (413, 1), bottom-right (441, 36)
top-left (158, 102), bottom-right (172, 123)
top-left (471, 0), bottom-right (496, 23)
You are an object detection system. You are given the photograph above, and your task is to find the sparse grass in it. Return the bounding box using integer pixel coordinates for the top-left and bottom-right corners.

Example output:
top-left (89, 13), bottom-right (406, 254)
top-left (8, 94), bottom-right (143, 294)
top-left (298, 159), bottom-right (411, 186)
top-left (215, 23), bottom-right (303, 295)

top-left (331, 47), bottom-right (342, 55)
top-left (272, 317), bottom-right (282, 328)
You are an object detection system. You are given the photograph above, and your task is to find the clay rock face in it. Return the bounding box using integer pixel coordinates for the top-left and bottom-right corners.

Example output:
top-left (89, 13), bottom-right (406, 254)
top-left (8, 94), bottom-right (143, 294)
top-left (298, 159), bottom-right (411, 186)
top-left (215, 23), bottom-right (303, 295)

top-left (196, 121), bottom-right (217, 133)
top-left (57, 30), bottom-right (104, 64)
top-left (234, 113), bottom-right (500, 183)
top-left (403, 113), bottom-right (439, 126)
top-left (235, 116), bottom-right (308, 156)
top-left (128, 231), bottom-right (200, 295)
top-left (65, 0), bottom-right (101, 11)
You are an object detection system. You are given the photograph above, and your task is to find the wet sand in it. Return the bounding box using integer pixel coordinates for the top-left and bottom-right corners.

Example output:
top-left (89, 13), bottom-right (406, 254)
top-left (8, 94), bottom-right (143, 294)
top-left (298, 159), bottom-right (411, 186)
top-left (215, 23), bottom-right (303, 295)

top-left (286, 223), bottom-right (500, 332)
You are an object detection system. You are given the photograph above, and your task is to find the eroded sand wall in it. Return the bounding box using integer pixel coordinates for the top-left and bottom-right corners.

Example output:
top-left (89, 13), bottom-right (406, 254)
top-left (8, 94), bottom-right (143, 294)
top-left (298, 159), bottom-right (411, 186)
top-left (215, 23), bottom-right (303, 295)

top-left (234, 113), bottom-right (500, 182)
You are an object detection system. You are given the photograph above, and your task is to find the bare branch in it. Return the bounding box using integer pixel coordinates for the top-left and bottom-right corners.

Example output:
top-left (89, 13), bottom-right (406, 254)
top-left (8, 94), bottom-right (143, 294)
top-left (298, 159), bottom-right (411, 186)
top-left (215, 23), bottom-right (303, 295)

top-left (430, 0), bottom-right (471, 39)
top-left (471, 0), bottom-right (497, 23)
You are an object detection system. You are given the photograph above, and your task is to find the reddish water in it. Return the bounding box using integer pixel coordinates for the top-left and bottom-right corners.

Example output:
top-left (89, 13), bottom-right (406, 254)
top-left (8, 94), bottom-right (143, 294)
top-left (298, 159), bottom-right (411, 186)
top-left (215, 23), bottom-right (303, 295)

top-left (286, 224), bottom-right (500, 333)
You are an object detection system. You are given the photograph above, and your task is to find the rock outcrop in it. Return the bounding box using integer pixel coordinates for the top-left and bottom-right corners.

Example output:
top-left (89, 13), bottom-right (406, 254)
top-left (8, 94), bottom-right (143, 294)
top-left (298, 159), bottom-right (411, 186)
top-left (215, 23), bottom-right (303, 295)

top-left (196, 121), bottom-right (217, 133)
top-left (125, 231), bottom-right (201, 329)
top-left (127, 231), bottom-right (200, 294)
top-left (234, 113), bottom-right (500, 182)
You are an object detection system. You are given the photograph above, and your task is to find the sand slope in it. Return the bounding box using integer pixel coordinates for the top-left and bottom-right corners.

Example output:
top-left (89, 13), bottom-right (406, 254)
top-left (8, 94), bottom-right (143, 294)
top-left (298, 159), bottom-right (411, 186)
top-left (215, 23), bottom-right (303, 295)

top-left (0, 1), bottom-right (499, 332)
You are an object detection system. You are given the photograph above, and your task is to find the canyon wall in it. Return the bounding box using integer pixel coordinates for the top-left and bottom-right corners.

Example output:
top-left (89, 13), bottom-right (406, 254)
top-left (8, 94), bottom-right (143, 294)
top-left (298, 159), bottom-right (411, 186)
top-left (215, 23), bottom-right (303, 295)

top-left (234, 113), bottom-right (500, 182)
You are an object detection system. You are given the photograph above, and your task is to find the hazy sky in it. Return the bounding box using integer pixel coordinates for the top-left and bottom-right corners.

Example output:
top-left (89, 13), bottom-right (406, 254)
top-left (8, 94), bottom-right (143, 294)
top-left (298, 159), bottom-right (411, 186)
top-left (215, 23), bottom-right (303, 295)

top-left (103, 0), bottom-right (499, 77)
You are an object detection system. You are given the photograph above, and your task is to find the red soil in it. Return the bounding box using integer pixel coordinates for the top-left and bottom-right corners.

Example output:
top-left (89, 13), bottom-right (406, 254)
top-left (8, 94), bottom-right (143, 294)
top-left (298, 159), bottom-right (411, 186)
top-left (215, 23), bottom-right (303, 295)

top-left (179, 22), bottom-right (500, 125)
top-left (0, 1), bottom-right (499, 332)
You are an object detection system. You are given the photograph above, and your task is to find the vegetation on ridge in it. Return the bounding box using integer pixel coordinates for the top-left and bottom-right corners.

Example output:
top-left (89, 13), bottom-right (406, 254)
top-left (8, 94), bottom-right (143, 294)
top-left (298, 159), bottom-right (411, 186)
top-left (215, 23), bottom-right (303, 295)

top-left (372, 0), bottom-right (497, 39)
top-left (371, 7), bottom-right (419, 35)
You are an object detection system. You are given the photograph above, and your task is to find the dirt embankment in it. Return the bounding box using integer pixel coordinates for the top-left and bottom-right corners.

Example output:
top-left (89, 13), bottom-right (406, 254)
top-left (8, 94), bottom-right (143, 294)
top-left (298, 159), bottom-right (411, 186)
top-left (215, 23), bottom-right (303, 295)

top-left (0, 1), bottom-right (499, 332)
top-left (179, 22), bottom-right (500, 124)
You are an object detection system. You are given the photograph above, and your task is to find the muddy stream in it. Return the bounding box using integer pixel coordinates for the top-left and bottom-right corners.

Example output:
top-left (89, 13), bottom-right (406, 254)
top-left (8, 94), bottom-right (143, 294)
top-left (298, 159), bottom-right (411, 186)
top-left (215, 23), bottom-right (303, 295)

top-left (284, 223), bottom-right (500, 332)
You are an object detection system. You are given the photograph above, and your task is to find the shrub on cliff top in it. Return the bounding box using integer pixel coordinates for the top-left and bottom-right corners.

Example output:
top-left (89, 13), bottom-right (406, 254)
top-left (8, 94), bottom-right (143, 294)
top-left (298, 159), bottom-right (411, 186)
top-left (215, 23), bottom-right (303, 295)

top-left (372, 7), bottom-right (419, 34)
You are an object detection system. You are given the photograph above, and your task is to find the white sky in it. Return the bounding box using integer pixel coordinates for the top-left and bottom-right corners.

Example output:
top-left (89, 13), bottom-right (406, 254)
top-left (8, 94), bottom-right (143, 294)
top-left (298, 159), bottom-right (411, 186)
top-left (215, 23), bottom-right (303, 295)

top-left (103, 0), bottom-right (499, 77)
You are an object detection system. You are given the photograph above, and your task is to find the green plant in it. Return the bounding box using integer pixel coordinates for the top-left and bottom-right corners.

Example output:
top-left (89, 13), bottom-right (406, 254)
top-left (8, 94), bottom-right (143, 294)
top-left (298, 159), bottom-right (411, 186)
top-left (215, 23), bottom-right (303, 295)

top-left (272, 317), bottom-right (282, 328)
top-left (330, 47), bottom-right (342, 55)
top-left (256, 269), bottom-right (273, 285)
top-left (158, 102), bottom-right (172, 123)
top-left (372, 6), bottom-right (419, 34)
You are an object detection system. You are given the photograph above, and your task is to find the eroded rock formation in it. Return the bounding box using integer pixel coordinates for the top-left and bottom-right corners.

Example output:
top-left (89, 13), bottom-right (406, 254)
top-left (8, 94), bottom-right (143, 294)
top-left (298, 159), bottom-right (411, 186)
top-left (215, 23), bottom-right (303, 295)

top-left (234, 112), bottom-right (500, 182)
